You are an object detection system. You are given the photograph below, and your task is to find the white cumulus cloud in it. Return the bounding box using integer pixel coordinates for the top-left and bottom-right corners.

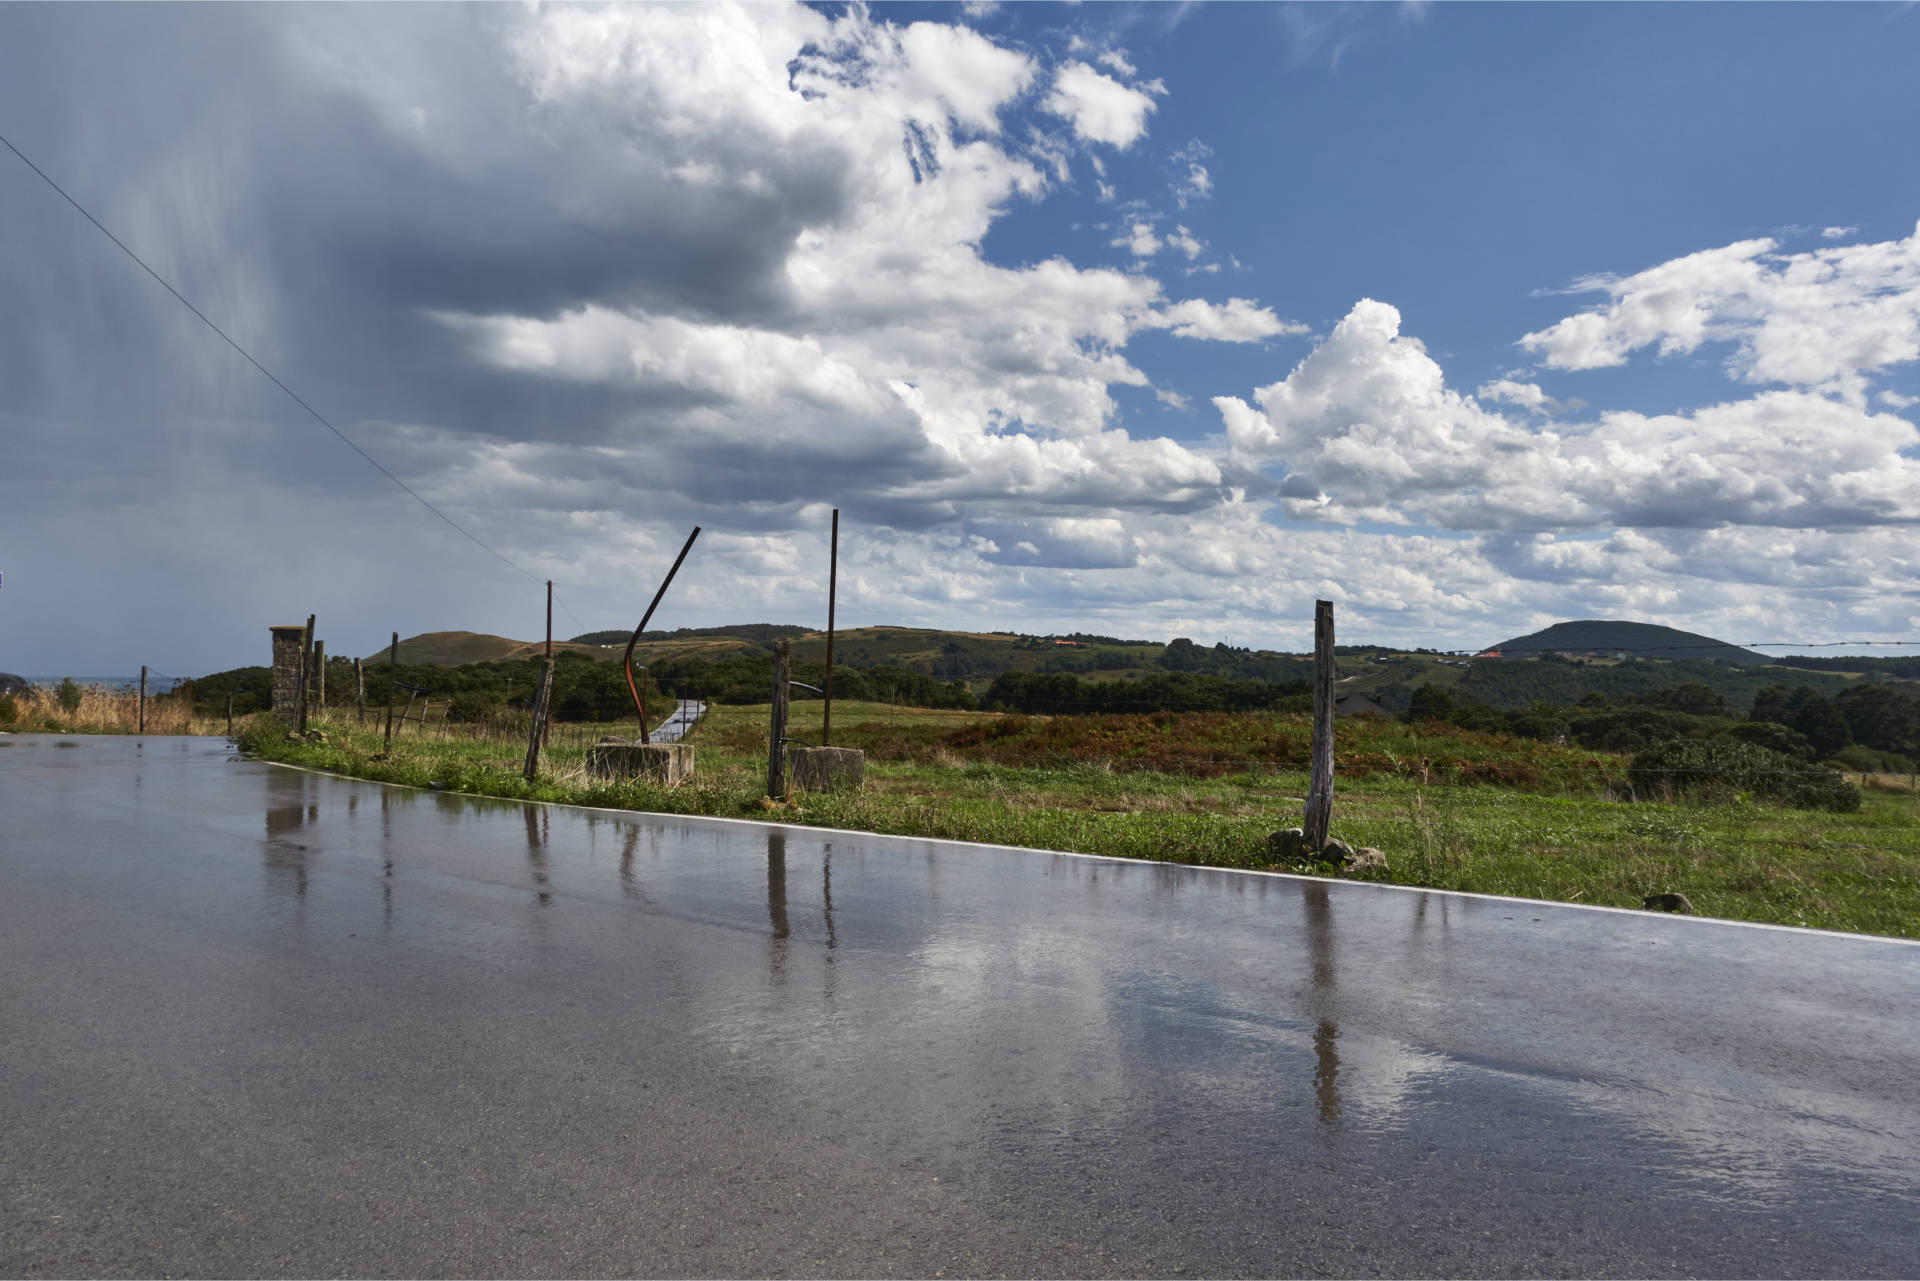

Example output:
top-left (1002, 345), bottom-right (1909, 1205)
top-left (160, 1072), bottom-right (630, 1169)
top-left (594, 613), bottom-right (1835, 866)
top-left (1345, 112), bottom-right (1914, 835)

top-left (1222, 299), bottom-right (1920, 532)
top-left (1042, 60), bottom-right (1160, 149)
top-left (1520, 222), bottom-right (1920, 402)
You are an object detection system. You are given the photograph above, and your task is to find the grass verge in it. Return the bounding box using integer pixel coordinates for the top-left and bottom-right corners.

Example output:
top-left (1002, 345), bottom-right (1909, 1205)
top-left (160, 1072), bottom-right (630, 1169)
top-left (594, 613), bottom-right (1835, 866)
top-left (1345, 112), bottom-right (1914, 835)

top-left (238, 701), bottom-right (1920, 940)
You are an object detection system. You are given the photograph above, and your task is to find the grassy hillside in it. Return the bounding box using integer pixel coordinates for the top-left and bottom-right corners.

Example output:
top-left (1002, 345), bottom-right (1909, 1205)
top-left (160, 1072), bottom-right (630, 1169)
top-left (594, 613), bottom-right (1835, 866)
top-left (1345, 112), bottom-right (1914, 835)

top-left (364, 630), bottom-right (763, 668)
top-left (362, 632), bottom-right (613, 666)
top-left (355, 623), bottom-right (1907, 720)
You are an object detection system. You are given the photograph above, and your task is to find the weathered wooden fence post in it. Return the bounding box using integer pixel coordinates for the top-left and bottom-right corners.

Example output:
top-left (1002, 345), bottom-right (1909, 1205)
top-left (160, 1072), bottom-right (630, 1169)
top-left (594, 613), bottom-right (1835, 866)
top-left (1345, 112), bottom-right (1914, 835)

top-left (138, 665), bottom-right (147, 734)
top-left (295, 614), bottom-right (315, 734)
top-left (1303, 599), bottom-right (1336, 850)
top-left (312, 640), bottom-right (325, 713)
top-left (522, 659), bottom-right (555, 782)
top-left (768, 638), bottom-right (791, 800)
top-left (382, 631), bottom-right (398, 753)
top-left (824, 507), bottom-right (838, 747)
top-left (354, 658), bottom-right (365, 726)
top-left (225, 691), bottom-right (234, 737)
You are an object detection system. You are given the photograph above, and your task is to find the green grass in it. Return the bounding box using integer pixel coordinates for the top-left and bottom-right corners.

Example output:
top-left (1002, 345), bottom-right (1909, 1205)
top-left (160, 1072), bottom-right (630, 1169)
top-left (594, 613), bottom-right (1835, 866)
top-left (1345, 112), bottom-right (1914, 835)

top-left (240, 701), bottom-right (1920, 939)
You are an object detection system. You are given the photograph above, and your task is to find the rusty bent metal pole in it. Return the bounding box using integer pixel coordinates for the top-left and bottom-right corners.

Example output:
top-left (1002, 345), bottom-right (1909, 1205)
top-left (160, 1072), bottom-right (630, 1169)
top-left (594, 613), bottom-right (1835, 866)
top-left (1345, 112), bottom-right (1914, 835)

top-left (623, 526), bottom-right (701, 745)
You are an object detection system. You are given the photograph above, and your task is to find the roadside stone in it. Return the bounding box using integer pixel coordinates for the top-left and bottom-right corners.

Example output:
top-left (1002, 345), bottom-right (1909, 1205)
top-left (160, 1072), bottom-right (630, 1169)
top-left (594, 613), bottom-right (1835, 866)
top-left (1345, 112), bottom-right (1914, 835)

top-left (587, 740), bottom-right (696, 785)
top-left (1322, 838), bottom-right (1355, 864)
top-left (1265, 828), bottom-right (1308, 860)
top-left (1346, 846), bottom-right (1388, 872)
top-left (787, 745), bottom-right (866, 793)
top-left (1643, 892), bottom-right (1693, 914)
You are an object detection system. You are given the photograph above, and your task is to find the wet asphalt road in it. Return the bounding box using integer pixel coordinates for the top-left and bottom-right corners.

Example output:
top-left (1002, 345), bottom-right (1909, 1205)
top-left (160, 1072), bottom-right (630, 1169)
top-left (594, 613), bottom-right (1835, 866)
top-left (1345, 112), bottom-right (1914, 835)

top-left (2, 735), bottom-right (1917, 1278)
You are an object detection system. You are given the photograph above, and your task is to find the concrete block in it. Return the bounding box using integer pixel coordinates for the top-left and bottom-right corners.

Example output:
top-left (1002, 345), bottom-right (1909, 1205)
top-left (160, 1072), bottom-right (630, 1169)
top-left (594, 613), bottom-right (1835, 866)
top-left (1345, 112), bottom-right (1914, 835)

top-left (587, 740), bottom-right (696, 785)
top-left (787, 745), bottom-right (865, 793)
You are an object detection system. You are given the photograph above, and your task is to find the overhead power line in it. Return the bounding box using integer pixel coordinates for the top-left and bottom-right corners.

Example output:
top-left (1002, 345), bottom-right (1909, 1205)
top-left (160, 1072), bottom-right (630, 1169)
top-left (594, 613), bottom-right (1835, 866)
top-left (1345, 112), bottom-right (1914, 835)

top-left (1, 128), bottom-right (545, 587)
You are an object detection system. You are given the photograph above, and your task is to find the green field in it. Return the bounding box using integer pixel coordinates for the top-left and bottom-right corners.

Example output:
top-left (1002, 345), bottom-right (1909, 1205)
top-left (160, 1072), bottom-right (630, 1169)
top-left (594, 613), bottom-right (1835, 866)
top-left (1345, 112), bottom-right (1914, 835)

top-left (241, 700), bottom-right (1920, 939)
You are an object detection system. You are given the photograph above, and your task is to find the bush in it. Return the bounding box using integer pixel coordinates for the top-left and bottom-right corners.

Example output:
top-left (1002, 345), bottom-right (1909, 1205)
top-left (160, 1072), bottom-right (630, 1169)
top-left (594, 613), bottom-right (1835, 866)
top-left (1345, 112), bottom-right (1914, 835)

top-left (56, 678), bottom-right (82, 715)
top-left (1829, 744), bottom-right (1917, 775)
top-left (0, 694), bottom-right (16, 725)
top-left (1628, 738), bottom-right (1860, 812)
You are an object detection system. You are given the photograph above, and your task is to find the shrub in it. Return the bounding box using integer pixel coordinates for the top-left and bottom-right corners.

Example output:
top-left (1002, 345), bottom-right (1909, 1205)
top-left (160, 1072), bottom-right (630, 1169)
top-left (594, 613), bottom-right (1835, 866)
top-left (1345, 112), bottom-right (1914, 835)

top-left (56, 678), bottom-right (83, 715)
top-left (1830, 744), bottom-right (1917, 775)
top-left (1628, 738), bottom-right (1860, 812)
top-left (0, 694), bottom-right (15, 725)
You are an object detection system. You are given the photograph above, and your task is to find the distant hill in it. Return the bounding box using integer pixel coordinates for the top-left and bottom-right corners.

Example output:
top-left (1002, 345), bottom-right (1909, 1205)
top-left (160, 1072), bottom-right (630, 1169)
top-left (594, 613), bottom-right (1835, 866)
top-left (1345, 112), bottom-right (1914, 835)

top-left (569, 624), bottom-right (810, 648)
top-left (1487, 620), bottom-right (1771, 666)
top-left (363, 632), bottom-right (615, 667)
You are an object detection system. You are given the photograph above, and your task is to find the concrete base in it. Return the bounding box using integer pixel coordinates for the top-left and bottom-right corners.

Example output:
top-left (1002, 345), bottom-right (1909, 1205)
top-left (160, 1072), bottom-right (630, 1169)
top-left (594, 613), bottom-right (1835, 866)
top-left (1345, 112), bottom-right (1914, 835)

top-left (587, 740), bottom-right (696, 785)
top-left (787, 746), bottom-right (866, 793)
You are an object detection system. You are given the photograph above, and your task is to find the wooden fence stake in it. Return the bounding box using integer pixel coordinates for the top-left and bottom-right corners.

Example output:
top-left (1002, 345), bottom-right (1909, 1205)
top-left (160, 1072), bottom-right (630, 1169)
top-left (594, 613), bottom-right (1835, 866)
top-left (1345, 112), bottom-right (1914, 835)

top-left (1304, 599), bottom-right (1335, 850)
top-left (824, 507), bottom-right (838, 747)
top-left (313, 640), bottom-right (326, 713)
top-left (768, 639), bottom-right (791, 800)
top-left (354, 658), bottom-right (365, 725)
top-left (138, 665), bottom-right (147, 734)
top-left (382, 631), bottom-right (398, 753)
top-left (225, 692), bottom-right (234, 737)
top-left (523, 659), bottom-right (555, 782)
top-left (295, 614), bottom-right (315, 734)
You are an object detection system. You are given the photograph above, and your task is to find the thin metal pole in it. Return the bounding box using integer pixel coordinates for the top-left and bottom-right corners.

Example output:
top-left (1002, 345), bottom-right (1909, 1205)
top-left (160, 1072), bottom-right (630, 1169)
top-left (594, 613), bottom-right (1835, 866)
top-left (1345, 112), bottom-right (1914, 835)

top-left (824, 508), bottom-right (838, 747)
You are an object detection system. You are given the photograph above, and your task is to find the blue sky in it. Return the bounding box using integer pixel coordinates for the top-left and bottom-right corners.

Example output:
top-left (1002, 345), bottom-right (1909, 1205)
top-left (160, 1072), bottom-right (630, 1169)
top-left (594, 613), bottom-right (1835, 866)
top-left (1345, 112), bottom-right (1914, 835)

top-left (2, 2), bottom-right (1917, 675)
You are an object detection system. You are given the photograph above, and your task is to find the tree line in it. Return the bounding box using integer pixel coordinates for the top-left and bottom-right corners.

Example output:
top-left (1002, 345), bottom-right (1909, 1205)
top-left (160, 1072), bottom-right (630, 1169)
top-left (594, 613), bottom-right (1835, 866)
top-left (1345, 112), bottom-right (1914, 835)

top-left (1404, 680), bottom-right (1918, 771)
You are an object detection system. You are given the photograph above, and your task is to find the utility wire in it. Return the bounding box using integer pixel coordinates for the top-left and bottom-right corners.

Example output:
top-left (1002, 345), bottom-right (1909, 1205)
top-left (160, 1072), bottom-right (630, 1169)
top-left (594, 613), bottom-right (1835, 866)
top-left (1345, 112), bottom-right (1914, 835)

top-left (1, 128), bottom-right (545, 586)
top-left (550, 589), bottom-right (590, 637)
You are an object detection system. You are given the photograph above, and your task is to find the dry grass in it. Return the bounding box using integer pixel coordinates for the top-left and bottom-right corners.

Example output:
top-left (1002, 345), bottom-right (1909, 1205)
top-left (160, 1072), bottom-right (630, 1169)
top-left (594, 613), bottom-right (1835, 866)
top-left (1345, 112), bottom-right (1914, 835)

top-left (0, 683), bottom-right (227, 736)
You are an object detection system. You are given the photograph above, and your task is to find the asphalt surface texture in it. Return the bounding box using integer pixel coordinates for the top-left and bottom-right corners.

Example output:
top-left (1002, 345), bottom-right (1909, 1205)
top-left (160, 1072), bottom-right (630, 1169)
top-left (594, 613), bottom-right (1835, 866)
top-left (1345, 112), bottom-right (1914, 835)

top-left (3, 734), bottom-right (1917, 1278)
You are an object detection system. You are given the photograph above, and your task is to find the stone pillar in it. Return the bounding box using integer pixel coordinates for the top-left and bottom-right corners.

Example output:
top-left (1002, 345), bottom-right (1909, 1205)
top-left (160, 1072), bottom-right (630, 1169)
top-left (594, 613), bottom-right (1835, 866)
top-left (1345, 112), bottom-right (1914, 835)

top-left (270, 625), bottom-right (306, 712)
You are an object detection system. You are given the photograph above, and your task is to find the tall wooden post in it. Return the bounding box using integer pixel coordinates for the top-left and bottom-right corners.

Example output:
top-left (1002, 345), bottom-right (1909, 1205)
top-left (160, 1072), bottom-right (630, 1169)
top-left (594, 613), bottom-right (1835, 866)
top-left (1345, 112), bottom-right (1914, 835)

top-left (225, 691), bottom-right (234, 737)
top-left (354, 658), bottom-right (366, 726)
top-left (382, 631), bottom-right (398, 753)
top-left (295, 614), bottom-right (315, 734)
top-left (544, 580), bottom-right (554, 736)
top-left (138, 665), bottom-right (147, 734)
top-left (523, 659), bottom-right (555, 782)
top-left (823, 508), bottom-right (838, 747)
top-left (312, 640), bottom-right (325, 712)
top-left (1304, 599), bottom-right (1336, 851)
top-left (768, 639), bottom-right (791, 800)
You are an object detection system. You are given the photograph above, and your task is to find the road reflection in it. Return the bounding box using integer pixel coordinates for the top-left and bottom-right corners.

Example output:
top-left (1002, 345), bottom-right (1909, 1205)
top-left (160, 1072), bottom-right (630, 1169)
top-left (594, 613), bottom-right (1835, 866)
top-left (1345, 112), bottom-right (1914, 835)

top-left (1304, 882), bottom-right (1341, 1129)
top-left (263, 783), bottom-right (315, 902)
top-left (524, 805), bottom-right (551, 907)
